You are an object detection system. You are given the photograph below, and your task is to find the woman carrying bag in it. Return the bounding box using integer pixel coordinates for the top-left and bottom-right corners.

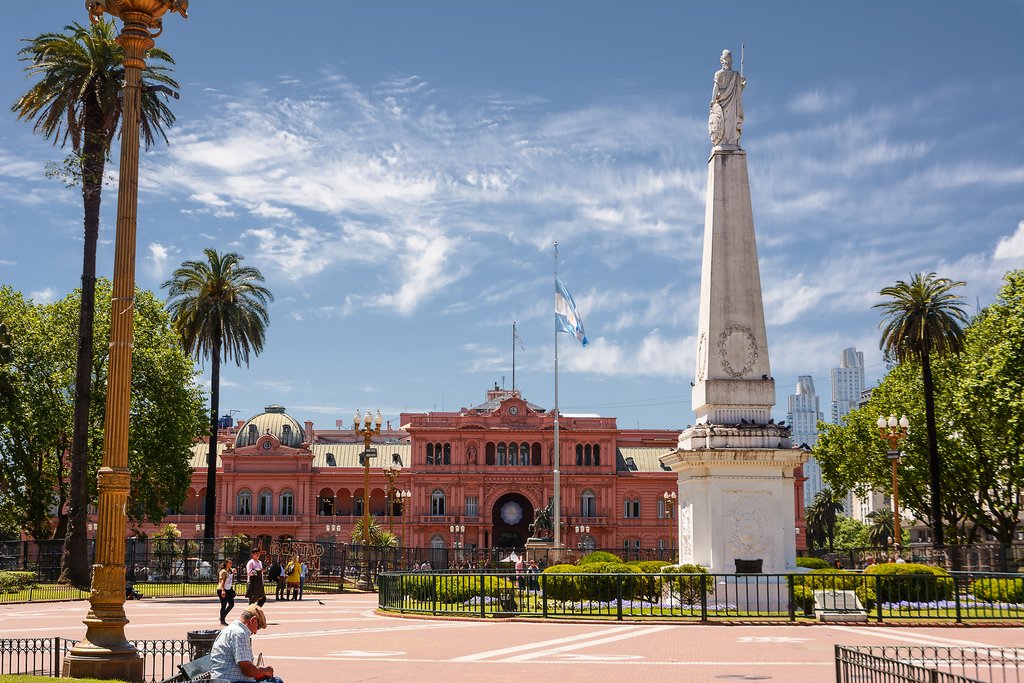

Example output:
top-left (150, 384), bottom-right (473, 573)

top-left (217, 558), bottom-right (236, 625)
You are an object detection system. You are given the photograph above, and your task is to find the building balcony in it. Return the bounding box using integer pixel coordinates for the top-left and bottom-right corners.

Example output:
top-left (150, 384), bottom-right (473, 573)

top-left (227, 514), bottom-right (299, 524)
top-left (418, 515), bottom-right (456, 525)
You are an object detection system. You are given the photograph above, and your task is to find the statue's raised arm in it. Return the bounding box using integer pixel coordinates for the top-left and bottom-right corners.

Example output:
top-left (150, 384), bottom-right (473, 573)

top-left (708, 49), bottom-right (746, 150)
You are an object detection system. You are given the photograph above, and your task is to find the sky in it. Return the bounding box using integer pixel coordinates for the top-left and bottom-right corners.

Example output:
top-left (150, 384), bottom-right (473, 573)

top-left (1, 1), bottom-right (1023, 431)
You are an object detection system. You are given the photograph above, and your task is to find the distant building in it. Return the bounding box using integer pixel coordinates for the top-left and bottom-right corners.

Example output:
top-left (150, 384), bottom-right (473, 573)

top-left (787, 375), bottom-right (824, 502)
top-left (830, 347), bottom-right (865, 424)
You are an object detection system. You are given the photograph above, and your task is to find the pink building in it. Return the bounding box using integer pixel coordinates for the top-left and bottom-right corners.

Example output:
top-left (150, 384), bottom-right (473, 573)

top-left (161, 386), bottom-right (806, 556)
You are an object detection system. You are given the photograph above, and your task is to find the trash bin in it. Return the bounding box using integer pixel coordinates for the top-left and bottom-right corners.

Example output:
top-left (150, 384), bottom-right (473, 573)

top-left (186, 629), bottom-right (220, 660)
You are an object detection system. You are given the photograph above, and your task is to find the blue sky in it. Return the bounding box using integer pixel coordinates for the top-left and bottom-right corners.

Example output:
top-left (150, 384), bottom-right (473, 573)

top-left (1, 1), bottom-right (1022, 430)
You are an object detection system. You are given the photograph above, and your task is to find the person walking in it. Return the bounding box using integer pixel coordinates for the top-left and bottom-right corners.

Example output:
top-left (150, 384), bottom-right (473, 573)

top-left (245, 548), bottom-right (266, 607)
top-left (217, 559), bottom-right (236, 625)
top-left (298, 559), bottom-right (308, 600)
top-left (285, 554), bottom-right (301, 601)
top-left (268, 556), bottom-right (286, 601)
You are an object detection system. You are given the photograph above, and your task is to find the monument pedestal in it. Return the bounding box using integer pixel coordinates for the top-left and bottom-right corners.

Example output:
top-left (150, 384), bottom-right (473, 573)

top-left (525, 537), bottom-right (568, 565)
top-left (662, 441), bottom-right (806, 574)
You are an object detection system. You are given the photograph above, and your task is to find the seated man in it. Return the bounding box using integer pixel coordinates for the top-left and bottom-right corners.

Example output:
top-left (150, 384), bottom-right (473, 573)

top-left (209, 605), bottom-right (283, 682)
top-left (125, 583), bottom-right (142, 600)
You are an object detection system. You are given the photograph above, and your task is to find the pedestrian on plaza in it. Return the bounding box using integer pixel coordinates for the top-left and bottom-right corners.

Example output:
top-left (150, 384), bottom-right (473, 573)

top-left (515, 555), bottom-right (526, 590)
top-left (299, 559), bottom-right (308, 600)
top-left (268, 556), bottom-right (286, 601)
top-left (217, 559), bottom-right (236, 625)
top-left (209, 605), bottom-right (283, 683)
top-left (527, 560), bottom-right (540, 592)
top-left (285, 554), bottom-right (301, 601)
top-left (245, 548), bottom-right (266, 607)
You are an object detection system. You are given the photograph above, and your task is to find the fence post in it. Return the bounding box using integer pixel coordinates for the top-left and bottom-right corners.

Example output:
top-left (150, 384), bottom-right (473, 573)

top-left (432, 573), bottom-right (438, 615)
top-left (616, 574), bottom-right (623, 621)
top-left (541, 573), bottom-right (548, 619)
top-left (787, 573), bottom-right (796, 622)
top-left (954, 573), bottom-right (963, 624)
top-left (480, 571), bottom-right (486, 619)
top-left (700, 575), bottom-right (708, 621)
top-left (875, 574), bottom-right (883, 623)
top-left (54, 636), bottom-right (61, 676)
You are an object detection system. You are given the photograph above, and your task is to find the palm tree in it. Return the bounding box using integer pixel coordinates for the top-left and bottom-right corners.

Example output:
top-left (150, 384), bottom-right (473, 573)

top-left (12, 20), bottom-right (177, 588)
top-left (865, 509), bottom-right (895, 549)
top-left (163, 250), bottom-right (273, 540)
top-left (351, 518), bottom-right (399, 548)
top-left (875, 272), bottom-right (967, 547)
top-left (807, 488), bottom-right (846, 551)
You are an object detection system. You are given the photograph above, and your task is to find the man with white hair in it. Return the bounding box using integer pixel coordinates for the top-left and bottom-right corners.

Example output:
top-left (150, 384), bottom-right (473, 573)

top-left (209, 605), bottom-right (283, 682)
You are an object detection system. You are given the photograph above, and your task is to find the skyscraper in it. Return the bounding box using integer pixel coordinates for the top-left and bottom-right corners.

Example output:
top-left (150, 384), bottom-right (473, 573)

top-left (787, 375), bottom-right (824, 501)
top-left (831, 347), bottom-right (865, 424)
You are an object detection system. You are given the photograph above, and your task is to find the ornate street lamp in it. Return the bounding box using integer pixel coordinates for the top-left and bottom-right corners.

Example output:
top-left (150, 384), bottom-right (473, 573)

top-left (450, 524), bottom-right (465, 563)
top-left (382, 460), bottom-right (402, 532)
top-left (64, 2), bottom-right (188, 680)
top-left (663, 491), bottom-right (677, 519)
top-left (574, 525), bottom-right (590, 549)
top-left (396, 489), bottom-right (412, 567)
top-left (877, 414), bottom-right (910, 557)
top-left (354, 409), bottom-right (381, 589)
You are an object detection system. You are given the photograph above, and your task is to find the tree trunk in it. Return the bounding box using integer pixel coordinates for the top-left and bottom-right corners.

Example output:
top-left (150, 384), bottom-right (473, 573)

top-left (59, 119), bottom-right (106, 590)
top-left (203, 334), bottom-right (221, 540)
top-left (922, 353), bottom-right (944, 547)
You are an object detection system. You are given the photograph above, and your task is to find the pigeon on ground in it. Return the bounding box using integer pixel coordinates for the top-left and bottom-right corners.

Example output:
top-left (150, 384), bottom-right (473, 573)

top-left (318, 600), bottom-right (325, 605)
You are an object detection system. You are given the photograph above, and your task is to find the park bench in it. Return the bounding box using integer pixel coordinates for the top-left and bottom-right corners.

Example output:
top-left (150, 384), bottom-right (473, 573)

top-left (158, 654), bottom-right (229, 683)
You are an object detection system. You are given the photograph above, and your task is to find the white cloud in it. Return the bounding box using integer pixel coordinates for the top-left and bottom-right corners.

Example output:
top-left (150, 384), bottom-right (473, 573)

top-left (29, 287), bottom-right (55, 303)
top-left (145, 242), bottom-right (175, 281)
top-left (994, 221), bottom-right (1024, 261)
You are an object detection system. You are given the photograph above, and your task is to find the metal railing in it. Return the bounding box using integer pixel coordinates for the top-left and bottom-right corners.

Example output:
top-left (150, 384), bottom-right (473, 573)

top-left (835, 645), bottom-right (1024, 682)
top-left (0, 637), bottom-right (192, 682)
top-left (378, 571), bottom-right (1024, 623)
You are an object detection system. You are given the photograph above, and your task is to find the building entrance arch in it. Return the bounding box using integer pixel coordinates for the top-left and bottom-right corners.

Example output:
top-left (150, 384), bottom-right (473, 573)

top-left (491, 492), bottom-right (534, 549)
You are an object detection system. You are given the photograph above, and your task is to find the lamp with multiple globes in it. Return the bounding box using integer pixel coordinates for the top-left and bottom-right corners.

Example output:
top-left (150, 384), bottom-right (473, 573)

top-left (877, 414), bottom-right (910, 557)
top-left (382, 460), bottom-right (402, 533)
top-left (353, 409), bottom-right (382, 589)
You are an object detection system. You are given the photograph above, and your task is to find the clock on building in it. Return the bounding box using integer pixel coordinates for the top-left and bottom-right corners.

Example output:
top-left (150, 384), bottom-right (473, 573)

top-left (508, 405), bottom-right (519, 416)
top-left (261, 441), bottom-right (271, 451)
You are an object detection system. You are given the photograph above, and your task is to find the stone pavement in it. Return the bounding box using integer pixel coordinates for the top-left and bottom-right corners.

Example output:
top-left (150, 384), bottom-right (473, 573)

top-left (1, 594), bottom-right (1022, 682)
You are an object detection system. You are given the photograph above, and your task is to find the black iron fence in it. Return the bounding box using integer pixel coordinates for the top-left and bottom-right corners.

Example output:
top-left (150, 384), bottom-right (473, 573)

top-left (0, 637), bottom-right (193, 682)
top-left (835, 645), bottom-right (1024, 682)
top-left (804, 544), bottom-right (1024, 573)
top-left (378, 570), bottom-right (1024, 623)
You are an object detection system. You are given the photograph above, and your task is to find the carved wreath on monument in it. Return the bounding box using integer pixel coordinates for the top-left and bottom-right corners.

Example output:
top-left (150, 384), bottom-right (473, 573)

top-left (717, 325), bottom-right (758, 378)
top-left (724, 492), bottom-right (770, 559)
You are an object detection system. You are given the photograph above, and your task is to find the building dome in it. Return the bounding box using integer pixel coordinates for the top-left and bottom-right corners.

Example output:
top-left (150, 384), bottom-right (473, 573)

top-left (235, 404), bottom-right (305, 448)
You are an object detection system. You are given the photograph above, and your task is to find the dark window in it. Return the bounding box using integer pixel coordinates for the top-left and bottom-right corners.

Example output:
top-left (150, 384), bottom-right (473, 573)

top-left (520, 443), bottom-right (529, 467)
top-left (576, 444), bottom-right (583, 466)
top-left (593, 444), bottom-right (600, 466)
top-left (443, 443), bottom-right (451, 465)
top-left (584, 445), bottom-right (592, 467)
top-left (325, 453), bottom-right (336, 467)
top-left (532, 442), bottom-right (541, 466)
top-left (485, 442), bottom-right (495, 466)
top-left (426, 443), bottom-right (434, 466)
top-left (497, 443), bottom-right (507, 466)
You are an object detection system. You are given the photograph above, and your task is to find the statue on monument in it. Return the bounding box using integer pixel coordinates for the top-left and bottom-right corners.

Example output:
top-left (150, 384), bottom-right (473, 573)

top-left (708, 49), bottom-right (746, 149)
top-left (529, 498), bottom-right (554, 539)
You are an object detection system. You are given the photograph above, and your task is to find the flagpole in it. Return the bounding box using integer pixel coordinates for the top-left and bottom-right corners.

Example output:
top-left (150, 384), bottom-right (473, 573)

top-left (512, 321), bottom-right (517, 392)
top-left (553, 241), bottom-right (561, 550)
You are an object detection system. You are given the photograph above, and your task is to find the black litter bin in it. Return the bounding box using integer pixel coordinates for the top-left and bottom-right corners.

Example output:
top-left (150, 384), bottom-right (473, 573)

top-left (187, 629), bottom-right (220, 659)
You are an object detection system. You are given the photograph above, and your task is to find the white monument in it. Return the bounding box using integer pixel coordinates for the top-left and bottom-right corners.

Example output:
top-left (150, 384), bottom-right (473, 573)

top-left (660, 49), bottom-right (808, 574)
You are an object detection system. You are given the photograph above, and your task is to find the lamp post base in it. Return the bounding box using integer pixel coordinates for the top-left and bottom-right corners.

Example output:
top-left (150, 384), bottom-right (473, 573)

top-left (62, 607), bottom-right (144, 682)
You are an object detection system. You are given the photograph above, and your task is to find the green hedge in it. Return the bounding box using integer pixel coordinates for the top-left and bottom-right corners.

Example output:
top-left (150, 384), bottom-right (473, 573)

top-left (661, 564), bottom-right (714, 606)
top-left (541, 562), bottom-right (641, 602)
top-left (541, 564), bottom-right (582, 601)
top-left (863, 562), bottom-right (953, 603)
top-left (577, 551), bottom-right (621, 565)
top-left (792, 585), bottom-right (815, 614)
top-left (971, 577), bottom-right (1024, 604)
top-left (627, 561), bottom-right (673, 602)
top-left (796, 557), bottom-right (830, 570)
top-left (399, 574), bottom-right (515, 602)
top-left (0, 571), bottom-right (36, 594)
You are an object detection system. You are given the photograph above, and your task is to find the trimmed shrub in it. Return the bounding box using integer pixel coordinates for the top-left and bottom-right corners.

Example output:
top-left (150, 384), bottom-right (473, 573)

top-left (628, 561), bottom-right (673, 603)
top-left (791, 585), bottom-right (815, 614)
top-left (401, 574), bottom-right (516, 603)
top-left (971, 577), bottom-right (1024, 604)
top-left (0, 571), bottom-right (36, 593)
top-left (541, 564), bottom-right (581, 602)
top-left (855, 584), bottom-right (877, 610)
top-left (799, 568), bottom-right (860, 591)
top-left (863, 562), bottom-right (954, 603)
top-left (662, 564), bottom-right (714, 606)
top-left (401, 574), bottom-right (436, 601)
top-left (796, 557), bottom-right (830, 570)
top-left (575, 562), bottom-right (641, 601)
top-left (578, 551), bottom-right (621, 566)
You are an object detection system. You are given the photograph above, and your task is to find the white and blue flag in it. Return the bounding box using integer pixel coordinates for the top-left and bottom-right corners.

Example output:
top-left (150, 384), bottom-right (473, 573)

top-left (555, 277), bottom-right (588, 347)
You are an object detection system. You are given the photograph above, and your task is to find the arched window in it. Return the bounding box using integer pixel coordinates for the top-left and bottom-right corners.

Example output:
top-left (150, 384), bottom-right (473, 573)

top-left (236, 490), bottom-right (252, 515)
top-left (430, 489), bottom-right (446, 516)
top-left (426, 443), bottom-right (434, 465)
top-left (580, 490), bottom-right (596, 518)
top-left (443, 443), bottom-right (451, 465)
top-left (520, 443), bottom-right (530, 467)
top-left (584, 444), bottom-right (592, 467)
top-left (258, 489), bottom-right (272, 516)
top-left (507, 442), bottom-right (517, 466)
top-left (532, 442), bottom-right (541, 466)
top-left (430, 534), bottom-right (445, 550)
top-left (576, 444), bottom-right (583, 466)
top-left (497, 443), bottom-right (507, 466)
top-left (485, 442), bottom-right (495, 466)
top-left (280, 490), bottom-right (294, 516)
top-left (593, 444), bottom-right (600, 466)
top-left (354, 496), bottom-right (364, 517)
top-left (325, 453), bottom-right (336, 467)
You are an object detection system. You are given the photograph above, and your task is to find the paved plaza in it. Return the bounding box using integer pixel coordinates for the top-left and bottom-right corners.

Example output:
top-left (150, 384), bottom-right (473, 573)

top-left (1, 595), bottom-right (1022, 682)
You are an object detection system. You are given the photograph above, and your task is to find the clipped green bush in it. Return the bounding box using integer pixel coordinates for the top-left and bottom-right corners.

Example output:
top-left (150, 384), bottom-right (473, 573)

top-left (863, 562), bottom-right (954, 603)
top-left (796, 557), bottom-right (830, 570)
top-left (575, 562), bottom-right (641, 601)
top-left (799, 568), bottom-right (860, 591)
top-left (0, 571), bottom-right (36, 593)
top-left (578, 551), bottom-right (621, 565)
top-left (400, 574), bottom-right (436, 601)
top-left (855, 583), bottom-right (877, 610)
top-left (628, 561), bottom-right (673, 603)
top-left (541, 564), bottom-right (581, 602)
top-left (971, 577), bottom-right (1024, 604)
top-left (662, 564), bottom-right (714, 606)
top-left (791, 585), bottom-right (815, 614)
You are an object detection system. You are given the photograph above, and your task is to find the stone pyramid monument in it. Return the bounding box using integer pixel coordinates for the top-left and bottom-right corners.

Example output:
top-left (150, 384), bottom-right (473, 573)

top-left (660, 49), bottom-right (808, 574)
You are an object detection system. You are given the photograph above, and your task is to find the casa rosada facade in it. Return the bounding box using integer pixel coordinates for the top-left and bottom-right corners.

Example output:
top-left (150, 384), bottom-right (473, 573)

top-left (157, 386), bottom-right (807, 555)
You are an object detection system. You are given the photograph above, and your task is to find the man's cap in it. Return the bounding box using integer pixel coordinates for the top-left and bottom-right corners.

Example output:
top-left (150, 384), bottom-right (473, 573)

top-left (251, 605), bottom-right (267, 628)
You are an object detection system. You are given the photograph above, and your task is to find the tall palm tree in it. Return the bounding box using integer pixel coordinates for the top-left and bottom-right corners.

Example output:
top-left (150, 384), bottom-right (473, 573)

top-left (807, 488), bottom-right (846, 551)
top-left (163, 250), bottom-right (273, 540)
top-left (875, 272), bottom-right (967, 547)
top-left (12, 20), bottom-right (177, 588)
top-left (865, 509), bottom-right (895, 549)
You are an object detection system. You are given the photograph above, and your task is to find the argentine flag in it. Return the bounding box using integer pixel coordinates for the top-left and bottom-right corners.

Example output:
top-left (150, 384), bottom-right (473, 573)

top-left (555, 277), bottom-right (588, 347)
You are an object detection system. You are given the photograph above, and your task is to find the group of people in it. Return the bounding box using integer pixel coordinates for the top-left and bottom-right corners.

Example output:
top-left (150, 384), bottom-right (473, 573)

top-left (210, 548), bottom-right (287, 682)
top-left (514, 556), bottom-right (541, 591)
top-left (266, 553), bottom-right (308, 601)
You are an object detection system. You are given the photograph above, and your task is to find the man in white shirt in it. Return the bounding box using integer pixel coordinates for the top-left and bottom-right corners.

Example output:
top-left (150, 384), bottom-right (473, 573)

top-left (209, 605), bottom-right (283, 682)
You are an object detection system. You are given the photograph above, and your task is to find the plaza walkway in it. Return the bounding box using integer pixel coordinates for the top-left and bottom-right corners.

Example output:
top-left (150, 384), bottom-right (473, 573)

top-left (1, 594), bottom-right (1021, 682)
